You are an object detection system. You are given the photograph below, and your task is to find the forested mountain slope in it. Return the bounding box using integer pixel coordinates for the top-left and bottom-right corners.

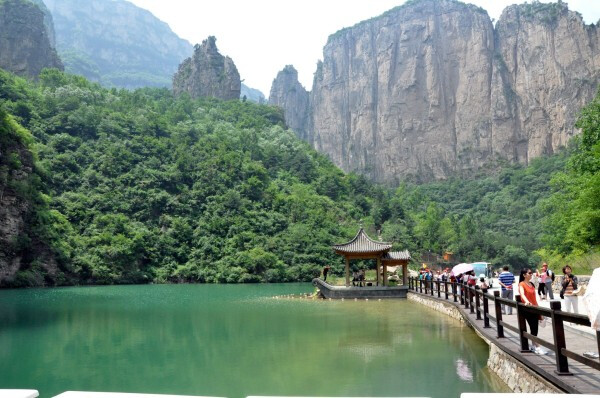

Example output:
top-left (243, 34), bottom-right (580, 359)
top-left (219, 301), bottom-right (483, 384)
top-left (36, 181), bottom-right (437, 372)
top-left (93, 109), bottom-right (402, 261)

top-left (0, 68), bottom-right (597, 286)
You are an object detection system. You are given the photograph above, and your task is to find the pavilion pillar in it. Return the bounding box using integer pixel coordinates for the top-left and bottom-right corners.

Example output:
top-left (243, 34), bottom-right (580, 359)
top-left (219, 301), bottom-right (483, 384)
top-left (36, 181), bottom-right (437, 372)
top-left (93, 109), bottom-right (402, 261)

top-left (376, 257), bottom-right (381, 286)
top-left (382, 262), bottom-right (388, 286)
top-left (345, 257), bottom-right (350, 287)
top-left (402, 262), bottom-right (408, 286)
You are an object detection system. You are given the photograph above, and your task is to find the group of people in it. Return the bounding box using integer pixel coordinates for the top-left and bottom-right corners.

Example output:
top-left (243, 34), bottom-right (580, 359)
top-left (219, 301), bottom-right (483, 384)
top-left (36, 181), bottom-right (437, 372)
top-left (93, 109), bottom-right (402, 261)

top-left (498, 263), bottom-right (580, 354)
top-left (418, 268), bottom-right (489, 290)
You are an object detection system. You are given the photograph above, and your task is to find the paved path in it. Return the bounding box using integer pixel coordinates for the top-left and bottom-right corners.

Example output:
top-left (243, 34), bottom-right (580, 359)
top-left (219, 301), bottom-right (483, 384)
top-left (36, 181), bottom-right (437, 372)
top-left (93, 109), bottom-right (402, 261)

top-left (411, 289), bottom-right (600, 394)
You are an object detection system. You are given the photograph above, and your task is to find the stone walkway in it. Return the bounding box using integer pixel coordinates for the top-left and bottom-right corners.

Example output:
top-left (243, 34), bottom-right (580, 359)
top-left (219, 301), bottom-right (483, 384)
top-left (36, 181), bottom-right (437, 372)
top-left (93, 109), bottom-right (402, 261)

top-left (411, 289), bottom-right (600, 394)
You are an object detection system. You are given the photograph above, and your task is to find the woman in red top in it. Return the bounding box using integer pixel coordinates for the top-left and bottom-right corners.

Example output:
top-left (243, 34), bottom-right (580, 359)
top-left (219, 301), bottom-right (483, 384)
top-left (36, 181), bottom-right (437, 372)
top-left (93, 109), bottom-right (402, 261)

top-left (519, 268), bottom-right (542, 353)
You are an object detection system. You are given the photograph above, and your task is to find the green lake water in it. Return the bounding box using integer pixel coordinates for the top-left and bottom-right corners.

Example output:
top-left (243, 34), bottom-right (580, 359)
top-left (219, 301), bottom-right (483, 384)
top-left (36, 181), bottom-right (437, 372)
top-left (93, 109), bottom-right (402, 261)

top-left (0, 284), bottom-right (508, 398)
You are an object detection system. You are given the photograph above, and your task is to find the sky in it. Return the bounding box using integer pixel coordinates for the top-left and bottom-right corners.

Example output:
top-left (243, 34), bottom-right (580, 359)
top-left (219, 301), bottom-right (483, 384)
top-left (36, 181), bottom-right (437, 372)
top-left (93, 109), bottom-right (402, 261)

top-left (128, 0), bottom-right (600, 96)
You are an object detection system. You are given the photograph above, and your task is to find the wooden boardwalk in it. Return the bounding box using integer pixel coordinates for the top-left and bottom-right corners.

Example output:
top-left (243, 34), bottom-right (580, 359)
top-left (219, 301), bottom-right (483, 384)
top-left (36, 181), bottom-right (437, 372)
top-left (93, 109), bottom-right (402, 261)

top-left (409, 289), bottom-right (600, 394)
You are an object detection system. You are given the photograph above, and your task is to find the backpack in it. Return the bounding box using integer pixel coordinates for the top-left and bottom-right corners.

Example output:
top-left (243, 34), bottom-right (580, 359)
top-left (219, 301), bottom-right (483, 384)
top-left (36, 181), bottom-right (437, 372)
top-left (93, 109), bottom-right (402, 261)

top-left (547, 269), bottom-right (555, 282)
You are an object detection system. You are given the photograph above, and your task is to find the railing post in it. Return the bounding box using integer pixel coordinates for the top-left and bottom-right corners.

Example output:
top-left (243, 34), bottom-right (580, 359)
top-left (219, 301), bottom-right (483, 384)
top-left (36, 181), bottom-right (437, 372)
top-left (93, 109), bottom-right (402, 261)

top-left (550, 301), bottom-right (572, 375)
top-left (482, 288), bottom-right (490, 328)
top-left (515, 294), bottom-right (530, 352)
top-left (460, 282), bottom-right (465, 305)
top-left (430, 280), bottom-right (434, 296)
top-left (475, 286), bottom-right (481, 319)
top-left (466, 286), bottom-right (470, 311)
top-left (444, 280), bottom-right (449, 300)
top-left (437, 280), bottom-right (441, 298)
top-left (493, 291), bottom-right (504, 338)
top-left (453, 282), bottom-right (457, 302)
top-left (470, 286), bottom-right (475, 314)
top-left (419, 279), bottom-right (423, 293)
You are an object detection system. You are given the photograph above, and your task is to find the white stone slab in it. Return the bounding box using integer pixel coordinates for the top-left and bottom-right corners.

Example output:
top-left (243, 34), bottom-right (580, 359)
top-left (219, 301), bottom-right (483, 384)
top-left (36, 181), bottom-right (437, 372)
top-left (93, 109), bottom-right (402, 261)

top-left (0, 390), bottom-right (39, 398)
top-left (461, 394), bottom-right (600, 397)
top-left (53, 393), bottom-right (222, 398)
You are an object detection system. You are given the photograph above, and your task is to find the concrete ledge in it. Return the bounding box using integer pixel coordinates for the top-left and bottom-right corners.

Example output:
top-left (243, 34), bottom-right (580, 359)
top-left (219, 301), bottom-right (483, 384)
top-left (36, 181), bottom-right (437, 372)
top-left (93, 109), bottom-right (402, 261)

top-left (0, 390), bottom-right (39, 398)
top-left (53, 393), bottom-right (223, 398)
top-left (461, 394), bottom-right (600, 397)
top-left (313, 278), bottom-right (408, 299)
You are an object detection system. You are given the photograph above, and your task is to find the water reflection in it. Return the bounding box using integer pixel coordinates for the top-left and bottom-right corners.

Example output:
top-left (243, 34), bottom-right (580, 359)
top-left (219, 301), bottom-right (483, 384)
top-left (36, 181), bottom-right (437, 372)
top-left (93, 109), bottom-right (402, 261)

top-left (0, 285), bottom-right (508, 398)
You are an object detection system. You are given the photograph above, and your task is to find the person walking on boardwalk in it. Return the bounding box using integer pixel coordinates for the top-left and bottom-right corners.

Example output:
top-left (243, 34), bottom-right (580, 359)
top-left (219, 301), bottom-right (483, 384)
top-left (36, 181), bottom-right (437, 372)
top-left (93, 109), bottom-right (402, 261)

top-left (322, 265), bottom-right (330, 282)
top-left (536, 267), bottom-right (546, 299)
top-left (498, 265), bottom-right (515, 315)
top-left (560, 265), bottom-right (579, 313)
top-left (542, 263), bottom-right (555, 300)
top-left (519, 268), bottom-right (544, 354)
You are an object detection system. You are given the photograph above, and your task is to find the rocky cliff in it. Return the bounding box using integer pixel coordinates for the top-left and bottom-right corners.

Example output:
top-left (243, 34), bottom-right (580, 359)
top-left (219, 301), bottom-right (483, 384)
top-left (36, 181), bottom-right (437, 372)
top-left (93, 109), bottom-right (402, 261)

top-left (173, 36), bottom-right (241, 100)
top-left (268, 65), bottom-right (310, 140)
top-left (0, 111), bottom-right (59, 287)
top-left (0, 0), bottom-right (63, 78)
top-left (272, 0), bottom-right (600, 183)
top-left (42, 0), bottom-right (193, 88)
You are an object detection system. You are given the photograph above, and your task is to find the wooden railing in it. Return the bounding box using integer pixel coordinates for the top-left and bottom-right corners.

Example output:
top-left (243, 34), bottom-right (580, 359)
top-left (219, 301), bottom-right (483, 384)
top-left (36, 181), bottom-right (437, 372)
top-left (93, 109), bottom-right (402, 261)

top-left (408, 276), bottom-right (600, 375)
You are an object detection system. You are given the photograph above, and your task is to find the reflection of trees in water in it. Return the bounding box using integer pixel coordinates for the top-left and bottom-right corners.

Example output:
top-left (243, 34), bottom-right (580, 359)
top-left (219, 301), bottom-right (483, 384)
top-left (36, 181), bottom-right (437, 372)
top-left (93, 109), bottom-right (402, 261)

top-left (0, 287), bottom-right (509, 398)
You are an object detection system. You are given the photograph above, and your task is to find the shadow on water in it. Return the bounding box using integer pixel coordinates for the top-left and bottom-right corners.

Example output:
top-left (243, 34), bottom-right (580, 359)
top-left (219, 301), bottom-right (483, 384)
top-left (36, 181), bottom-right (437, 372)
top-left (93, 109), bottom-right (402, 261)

top-left (0, 284), bottom-right (508, 398)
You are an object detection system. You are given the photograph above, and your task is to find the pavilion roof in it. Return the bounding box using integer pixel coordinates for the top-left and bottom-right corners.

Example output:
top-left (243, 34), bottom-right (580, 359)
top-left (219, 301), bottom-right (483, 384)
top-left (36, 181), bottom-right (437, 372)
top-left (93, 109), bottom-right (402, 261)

top-left (333, 228), bottom-right (392, 254)
top-left (382, 250), bottom-right (412, 261)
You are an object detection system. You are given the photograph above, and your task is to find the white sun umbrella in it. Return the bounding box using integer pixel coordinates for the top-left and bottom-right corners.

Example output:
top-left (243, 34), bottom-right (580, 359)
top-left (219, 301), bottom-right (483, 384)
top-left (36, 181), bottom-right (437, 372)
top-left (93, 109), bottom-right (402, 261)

top-left (583, 267), bottom-right (600, 330)
top-left (452, 263), bottom-right (473, 276)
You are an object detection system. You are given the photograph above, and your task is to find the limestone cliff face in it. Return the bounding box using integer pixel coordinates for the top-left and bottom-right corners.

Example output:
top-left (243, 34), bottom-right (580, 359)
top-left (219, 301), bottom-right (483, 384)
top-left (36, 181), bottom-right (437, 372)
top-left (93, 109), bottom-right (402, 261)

top-left (0, 0), bottom-right (63, 78)
top-left (173, 36), bottom-right (241, 100)
top-left (492, 3), bottom-right (600, 164)
top-left (268, 65), bottom-right (310, 140)
top-left (277, 0), bottom-right (600, 183)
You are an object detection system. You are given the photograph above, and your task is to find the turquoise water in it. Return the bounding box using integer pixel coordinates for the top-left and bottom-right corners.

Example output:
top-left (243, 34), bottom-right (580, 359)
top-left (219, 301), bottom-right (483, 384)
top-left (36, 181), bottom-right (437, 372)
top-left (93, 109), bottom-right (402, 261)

top-left (0, 284), bottom-right (507, 398)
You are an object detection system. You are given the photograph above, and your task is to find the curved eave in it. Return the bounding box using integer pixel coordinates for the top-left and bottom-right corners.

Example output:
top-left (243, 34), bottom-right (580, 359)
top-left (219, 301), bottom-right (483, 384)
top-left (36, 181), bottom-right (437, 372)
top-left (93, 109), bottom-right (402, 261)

top-left (332, 228), bottom-right (392, 254)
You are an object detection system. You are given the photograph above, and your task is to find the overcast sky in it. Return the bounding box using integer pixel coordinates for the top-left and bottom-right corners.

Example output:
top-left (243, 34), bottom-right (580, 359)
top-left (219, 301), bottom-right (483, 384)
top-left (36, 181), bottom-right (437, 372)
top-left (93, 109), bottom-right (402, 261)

top-left (128, 0), bottom-right (600, 96)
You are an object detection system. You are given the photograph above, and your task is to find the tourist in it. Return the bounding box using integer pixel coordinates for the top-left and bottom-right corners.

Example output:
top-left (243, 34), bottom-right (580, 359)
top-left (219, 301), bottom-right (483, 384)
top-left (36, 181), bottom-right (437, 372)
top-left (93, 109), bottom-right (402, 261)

top-left (518, 268), bottom-right (544, 354)
top-left (358, 269), bottom-right (365, 287)
top-left (560, 265), bottom-right (579, 313)
top-left (543, 263), bottom-right (555, 300)
top-left (536, 266), bottom-right (546, 299)
top-left (479, 274), bottom-right (489, 289)
top-left (352, 270), bottom-right (359, 286)
top-left (322, 265), bottom-right (330, 282)
top-left (467, 271), bottom-right (477, 287)
top-left (498, 266), bottom-right (515, 315)
top-left (441, 269), bottom-right (449, 282)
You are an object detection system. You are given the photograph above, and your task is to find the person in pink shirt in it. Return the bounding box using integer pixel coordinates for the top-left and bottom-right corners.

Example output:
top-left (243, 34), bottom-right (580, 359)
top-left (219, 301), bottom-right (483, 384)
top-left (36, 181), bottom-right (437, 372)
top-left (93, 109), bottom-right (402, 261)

top-left (537, 266), bottom-right (547, 299)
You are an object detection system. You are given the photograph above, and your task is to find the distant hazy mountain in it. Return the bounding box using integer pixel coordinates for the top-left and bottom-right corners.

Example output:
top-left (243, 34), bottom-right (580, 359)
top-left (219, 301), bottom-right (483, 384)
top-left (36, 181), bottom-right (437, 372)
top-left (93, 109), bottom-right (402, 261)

top-left (42, 0), bottom-right (192, 89)
top-left (241, 84), bottom-right (266, 104)
top-left (41, 0), bottom-right (266, 99)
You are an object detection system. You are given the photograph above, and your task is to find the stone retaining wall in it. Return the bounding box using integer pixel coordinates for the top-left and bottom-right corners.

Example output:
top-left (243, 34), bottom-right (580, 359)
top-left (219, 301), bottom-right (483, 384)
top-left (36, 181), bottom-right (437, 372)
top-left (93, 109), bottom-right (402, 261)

top-left (487, 343), bottom-right (561, 393)
top-left (407, 292), bottom-right (562, 394)
top-left (407, 292), bottom-right (466, 324)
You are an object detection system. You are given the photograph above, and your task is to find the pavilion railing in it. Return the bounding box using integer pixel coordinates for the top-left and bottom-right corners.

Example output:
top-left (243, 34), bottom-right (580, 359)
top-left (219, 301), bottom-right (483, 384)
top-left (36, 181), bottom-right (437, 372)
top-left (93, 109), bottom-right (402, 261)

top-left (408, 276), bottom-right (600, 375)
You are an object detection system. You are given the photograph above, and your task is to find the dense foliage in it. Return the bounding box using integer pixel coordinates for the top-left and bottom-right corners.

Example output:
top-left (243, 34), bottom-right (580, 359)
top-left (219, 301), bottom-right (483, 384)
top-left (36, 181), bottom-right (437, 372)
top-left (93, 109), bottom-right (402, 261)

top-left (0, 69), bottom-right (376, 286)
top-left (0, 68), bottom-right (597, 286)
